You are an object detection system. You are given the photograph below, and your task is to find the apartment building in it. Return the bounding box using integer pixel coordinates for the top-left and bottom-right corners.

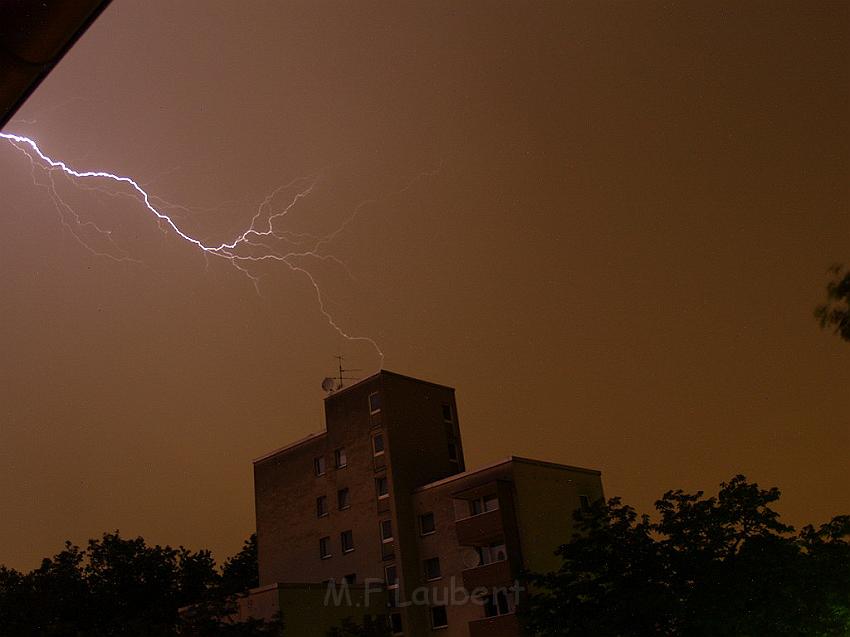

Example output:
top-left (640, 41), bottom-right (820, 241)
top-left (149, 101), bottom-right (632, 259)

top-left (243, 370), bottom-right (603, 636)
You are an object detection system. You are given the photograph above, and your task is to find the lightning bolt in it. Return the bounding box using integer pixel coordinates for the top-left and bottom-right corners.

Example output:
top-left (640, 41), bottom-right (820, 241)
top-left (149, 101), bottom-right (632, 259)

top-left (0, 131), bottom-right (395, 364)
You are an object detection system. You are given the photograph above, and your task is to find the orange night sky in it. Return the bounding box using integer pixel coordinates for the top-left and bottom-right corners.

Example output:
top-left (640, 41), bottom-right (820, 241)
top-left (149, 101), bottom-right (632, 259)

top-left (0, 1), bottom-right (847, 569)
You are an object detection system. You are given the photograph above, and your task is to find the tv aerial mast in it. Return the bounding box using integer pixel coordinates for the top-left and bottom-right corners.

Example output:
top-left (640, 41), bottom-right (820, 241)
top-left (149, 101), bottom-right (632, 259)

top-left (321, 355), bottom-right (361, 393)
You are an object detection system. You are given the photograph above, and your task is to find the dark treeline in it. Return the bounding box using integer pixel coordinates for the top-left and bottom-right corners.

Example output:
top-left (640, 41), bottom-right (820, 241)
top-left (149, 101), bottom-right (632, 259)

top-left (0, 532), bottom-right (281, 636)
top-left (2, 476), bottom-right (848, 635)
top-left (523, 475), bottom-right (850, 636)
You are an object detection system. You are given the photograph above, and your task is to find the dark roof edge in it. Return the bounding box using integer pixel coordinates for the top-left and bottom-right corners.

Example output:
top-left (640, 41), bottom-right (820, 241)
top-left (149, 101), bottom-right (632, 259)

top-left (1, 1), bottom-right (112, 130)
top-left (253, 430), bottom-right (327, 464)
top-left (414, 455), bottom-right (601, 492)
top-left (323, 369), bottom-right (456, 401)
top-left (511, 455), bottom-right (602, 476)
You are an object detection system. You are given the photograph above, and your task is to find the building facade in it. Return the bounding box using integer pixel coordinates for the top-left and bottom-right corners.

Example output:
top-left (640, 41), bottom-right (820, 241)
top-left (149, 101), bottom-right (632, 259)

top-left (246, 370), bottom-right (603, 636)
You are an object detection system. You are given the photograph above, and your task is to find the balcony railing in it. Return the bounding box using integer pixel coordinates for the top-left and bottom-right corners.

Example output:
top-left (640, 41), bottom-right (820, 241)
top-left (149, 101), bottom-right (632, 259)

top-left (461, 558), bottom-right (512, 590)
top-left (455, 508), bottom-right (504, 545)
top-left (468, 612), bottom-right (521, 637)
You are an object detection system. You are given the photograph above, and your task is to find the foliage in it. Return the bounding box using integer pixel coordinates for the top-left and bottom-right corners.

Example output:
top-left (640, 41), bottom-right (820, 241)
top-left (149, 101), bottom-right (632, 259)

top-left (815, 264), bottom-right (850, 341)
top-left (220, 534), bottom-right (259, 597)
top-left (523, 476), bottom-right (850, 636)
top-left (179, 598), bottom-right (283, 637)
top-left (0, 531), bottom-right (278, 636)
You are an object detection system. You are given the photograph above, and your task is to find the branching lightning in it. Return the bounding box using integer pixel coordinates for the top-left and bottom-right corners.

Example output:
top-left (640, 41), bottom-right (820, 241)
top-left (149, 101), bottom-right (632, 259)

top-left (1, 132), bottom-right (436, 365)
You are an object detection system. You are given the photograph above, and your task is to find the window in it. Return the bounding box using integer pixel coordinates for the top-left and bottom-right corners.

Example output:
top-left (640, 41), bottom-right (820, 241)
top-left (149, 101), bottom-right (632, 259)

top-left (335, 447), bottom-right (347, 469)
top-left (384, 564), bottom-right (398, 588)
top-left (380, 519), bottom-right (393, 543)
top-left (341, 530), bottom-right (354, 553)
top-left (447, 442), bottom-right (458, 462)
top-left (476, 542), bottom-right (507, 566)
top-left (470, 494), bottom-right (499, 516)
top-left (430, 605), bottom-right (448, 629)
top-left (419, 512), bottom-right (436, 535)
top-left (338, 487), bottom-right (350, 510)
top-left (314, 456), bottom-right (326, 476)
top-left (424, 557), bottom-right (441, 581)
top-left (369, 392), bottom-right (381, 414)
top-left (372, 432), bottom-right (385, 455)
top-left (484, 589), bottom-right (512, 617)
top-left (344, 573), bottom-right (356, 584)
top-left (579, 494), bottom-right (591, 511)
top-left (389, 612), bottom-right (403, 635)
top-left (316, 495), bottom-right (328, 518)
top-left (376, 476), bottom-right (389, 499)
top-left (441, 403), bottom-right (453, 422)
top-left (319, 536), bottom-right (331, 559)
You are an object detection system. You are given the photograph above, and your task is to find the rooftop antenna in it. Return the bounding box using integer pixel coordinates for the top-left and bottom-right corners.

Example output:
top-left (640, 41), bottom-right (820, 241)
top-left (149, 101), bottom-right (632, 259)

top-left (322, 354), bottom-right (361, 393)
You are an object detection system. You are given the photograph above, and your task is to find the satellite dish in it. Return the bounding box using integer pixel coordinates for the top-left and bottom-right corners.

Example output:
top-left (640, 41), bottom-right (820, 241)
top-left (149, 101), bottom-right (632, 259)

top-left (321, 377), bottom-right (336, 393)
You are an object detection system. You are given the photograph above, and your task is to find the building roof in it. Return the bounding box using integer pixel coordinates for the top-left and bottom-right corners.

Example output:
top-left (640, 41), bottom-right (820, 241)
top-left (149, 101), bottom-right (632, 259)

top-left (413, 455), bottom-right (601, 493)
top-left (253, 430), bottom-right (326, 464)
top-left (323, 369), bottom-right (456, 401)
top-left (254, 370), bottom-right (456, 465)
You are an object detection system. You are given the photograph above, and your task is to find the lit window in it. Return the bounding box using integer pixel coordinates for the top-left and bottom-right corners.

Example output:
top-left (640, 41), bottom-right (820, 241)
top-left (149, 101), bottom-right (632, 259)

top-left (380, 519), bottom-right (393, 543)
top-left (335, 448), bottom-right (347, 469)
top-left (319, 536), bottom-right (331, 559)
top-left (376, 476), bottom-right (389, 499)
top-left (384, 564), bottom-right (398, 588)
top-left (338, 487), bottom-right (350, 510)
top-left (314, 456), bottom-right (326, 476)
top-left (369, 392), bottom-right (381, 414)
top-left (317, 495), bottom-right (328, 518)
top-left (476, 542), bottom-right (507, 566)
top-left (447, 442), bottom-right (458, 462)
top-left (441, 403), bottom-right (453, 422)
top-left (341, 530), bottom-right (354, 553)
top-left (372, 432), bottom-right (385, 456)
top-left (389, 612), bottom-right (403, 635)
top-left (430, 605), bottom-right (448, 629)
top-left (484, 589), bottom-right (512, 617)
top-left (419, 512), bottom-right (436, 535)
top-left (424, 557), bottom-right (441, 581)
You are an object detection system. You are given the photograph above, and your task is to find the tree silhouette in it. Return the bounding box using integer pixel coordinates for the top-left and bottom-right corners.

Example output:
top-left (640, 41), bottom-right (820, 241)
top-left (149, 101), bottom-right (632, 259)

top-left (0, 531), bottom-right (277, 636)
top-left (219, 534), bottom-right (259, 597)
top-left (815, 264), bottom-right (850, 341)
top-left (523, 476), bottom-right (850, 636)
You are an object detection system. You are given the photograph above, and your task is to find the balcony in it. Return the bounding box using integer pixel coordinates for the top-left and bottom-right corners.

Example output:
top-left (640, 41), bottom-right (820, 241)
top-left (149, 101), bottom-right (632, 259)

top-left (468, 613), bottom-right (521, 637)
top-left (461, 558), bottom-right (512, 590)
top-left (455, 508), bottom-right (503, 545)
